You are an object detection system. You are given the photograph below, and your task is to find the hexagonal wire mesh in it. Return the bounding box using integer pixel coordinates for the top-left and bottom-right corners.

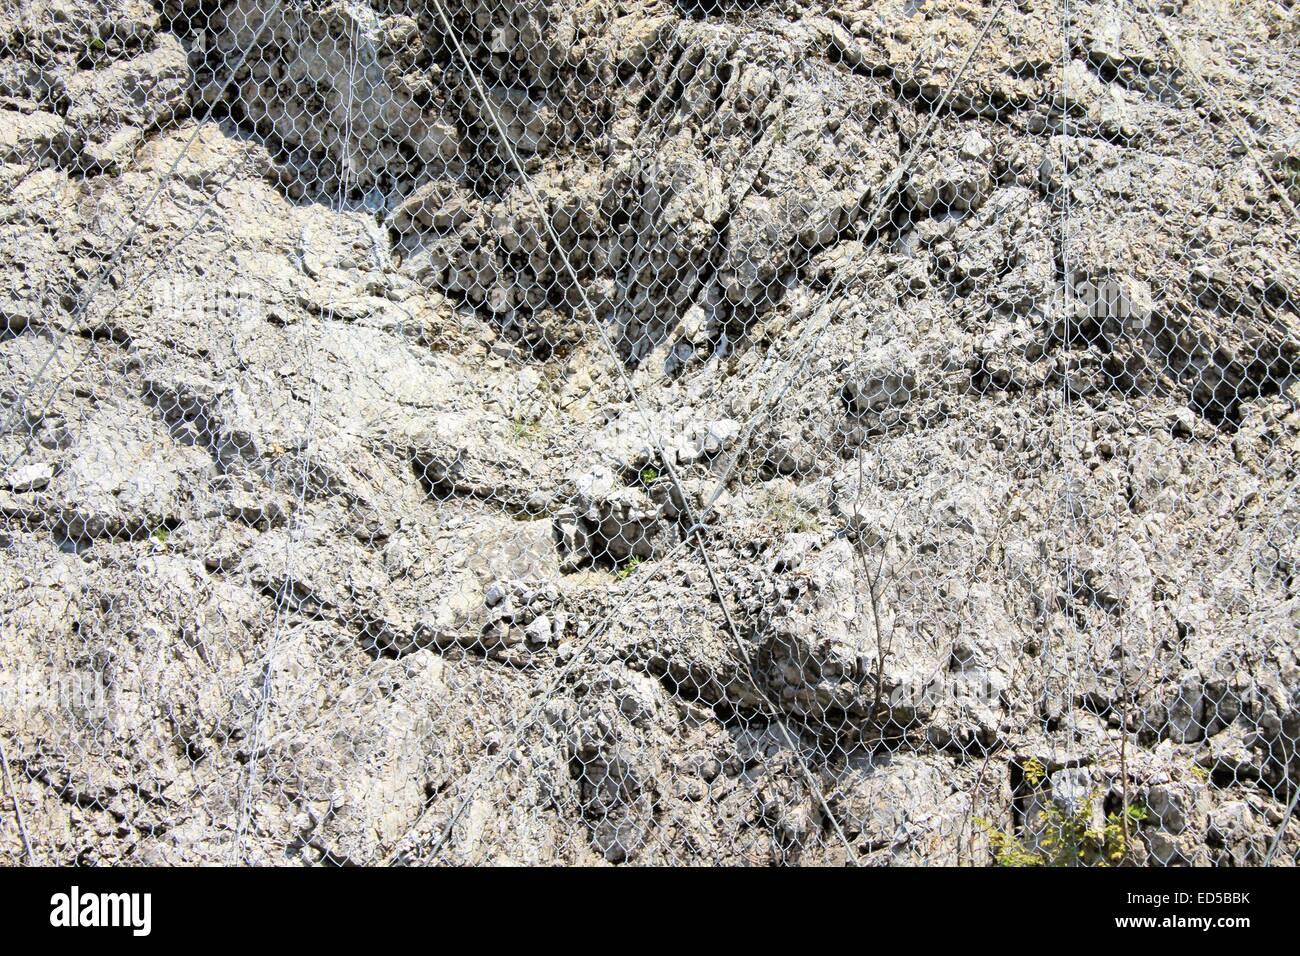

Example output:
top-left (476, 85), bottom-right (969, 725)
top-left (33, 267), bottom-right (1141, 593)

top-left (0, 0), bottom-right (1297, 866)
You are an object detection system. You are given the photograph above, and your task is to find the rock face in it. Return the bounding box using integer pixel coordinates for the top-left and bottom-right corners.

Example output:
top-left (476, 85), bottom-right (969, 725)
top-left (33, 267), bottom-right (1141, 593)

top-left (0, 0), bottom-right (1298, 866)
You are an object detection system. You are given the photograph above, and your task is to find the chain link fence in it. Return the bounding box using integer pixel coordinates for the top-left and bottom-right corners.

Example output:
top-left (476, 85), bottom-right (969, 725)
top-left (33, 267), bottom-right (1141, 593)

top-left (1, 0), bottom-right (1297, 866)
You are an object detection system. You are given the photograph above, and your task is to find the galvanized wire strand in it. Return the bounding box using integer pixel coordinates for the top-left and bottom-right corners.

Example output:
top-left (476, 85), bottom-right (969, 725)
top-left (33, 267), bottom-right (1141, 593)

top-left (0, 736), bottom-right (34, 864)
top-left (1130, 0), bottom-right (1300, 230)
top-left (692, 0), bottom-right (1012, 524)
top-left (426, 0), bottom-right (863, 868)
top-left (231, 4), bottom-right (356, 865)
top-left (1265, 771), bottom-right (1300, 866)
top-left (1058, 0), bottom-right (1083, 781)
top-left (416, 0), bottom-right (1018, 866)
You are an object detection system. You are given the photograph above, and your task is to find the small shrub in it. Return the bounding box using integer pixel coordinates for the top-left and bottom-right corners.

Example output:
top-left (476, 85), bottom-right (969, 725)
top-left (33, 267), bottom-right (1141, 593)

top-left (977, 792), bottom-right (1147, 867)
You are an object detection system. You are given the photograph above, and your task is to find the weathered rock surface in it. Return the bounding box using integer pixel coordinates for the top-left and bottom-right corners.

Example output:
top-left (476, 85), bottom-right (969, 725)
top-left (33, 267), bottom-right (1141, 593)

top-left (1, 0), bottom-right (1297, 866)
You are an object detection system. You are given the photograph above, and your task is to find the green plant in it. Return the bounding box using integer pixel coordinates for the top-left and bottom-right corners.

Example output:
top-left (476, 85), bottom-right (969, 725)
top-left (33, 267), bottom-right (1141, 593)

top-left (639, 466), bottom-right (659, 485)
top-left (509, 417), bottom-right (541, 442)
top-left (977, 792), bottom-right (1147, 867)
top-left (977, 818), bottom-right (1045, 867)
top-left (1022, 756), bottom-right (1046, 787)
top-left (616, 555), bottom-right (642, 579)
top-left (1102, 804), bottom-right (1148, 863)
top-left (766, 495), bottom-right (822, 533)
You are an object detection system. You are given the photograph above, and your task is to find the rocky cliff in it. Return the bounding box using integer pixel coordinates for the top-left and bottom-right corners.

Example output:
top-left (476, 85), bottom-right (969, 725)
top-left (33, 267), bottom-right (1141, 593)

top-left (0, 0), bottom-right (1298, 865)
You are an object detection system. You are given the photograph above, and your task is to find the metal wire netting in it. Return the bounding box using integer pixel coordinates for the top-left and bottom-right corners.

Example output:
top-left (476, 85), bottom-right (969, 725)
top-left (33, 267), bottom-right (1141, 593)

top-left (0, 0), bottom-right (1297, 865)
